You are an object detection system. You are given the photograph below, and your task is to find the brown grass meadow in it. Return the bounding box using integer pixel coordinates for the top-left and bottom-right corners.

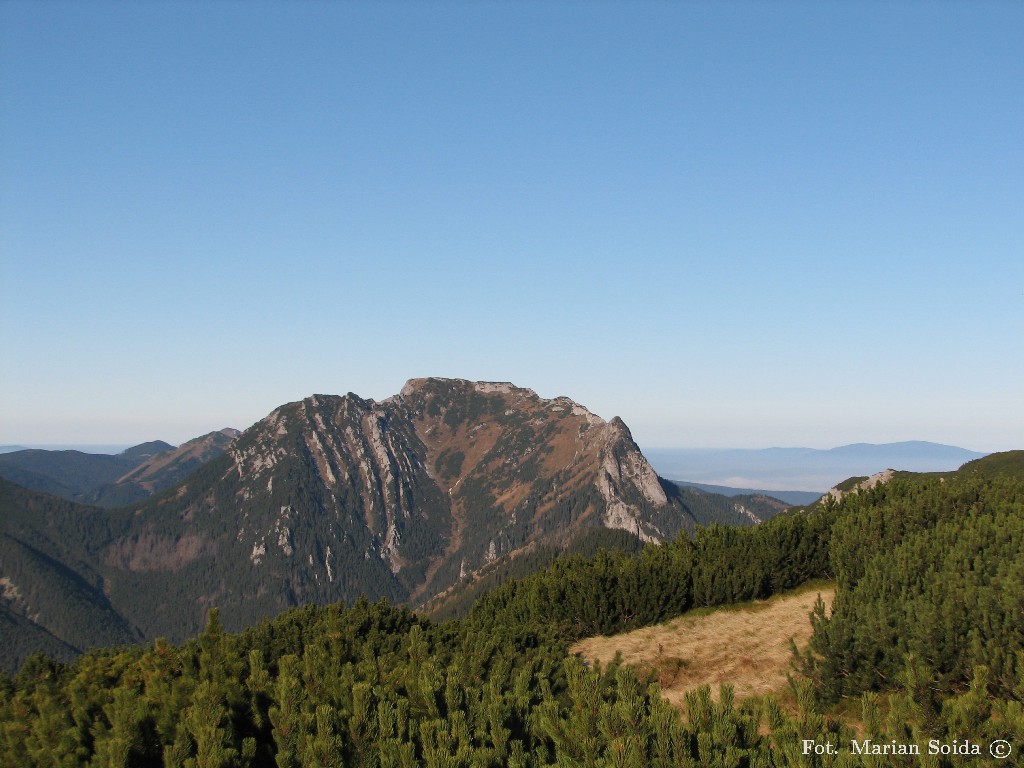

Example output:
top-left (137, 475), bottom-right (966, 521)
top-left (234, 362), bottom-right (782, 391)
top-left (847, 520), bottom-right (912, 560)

top-left (570, 582), bottom-right (836, 710)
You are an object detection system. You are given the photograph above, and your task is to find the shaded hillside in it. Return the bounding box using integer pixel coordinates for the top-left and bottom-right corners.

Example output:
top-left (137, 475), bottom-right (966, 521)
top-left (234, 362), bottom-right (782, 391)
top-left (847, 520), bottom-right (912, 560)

top-left (0, 602), bottom-right (79, 667)
top-left (0, 480), bottom-right (141, 668)
top-left (0, 447), bottom-right (150, 500)
top-left (0, 442), bottom-right (171, 503)
top-left (673, 480), bottom-right (821, 507)
top-left (673, 485), bottom-right (791, 524)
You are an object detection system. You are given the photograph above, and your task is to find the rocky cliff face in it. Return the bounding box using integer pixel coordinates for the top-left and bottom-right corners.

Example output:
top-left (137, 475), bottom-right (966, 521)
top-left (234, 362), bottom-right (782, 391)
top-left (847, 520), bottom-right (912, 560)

top-left (99, 378), bottom-right (696, 639)
top-left (394, 379), bottom-right (677, 595)
top-left (823, 468), bottom-right (896, 504)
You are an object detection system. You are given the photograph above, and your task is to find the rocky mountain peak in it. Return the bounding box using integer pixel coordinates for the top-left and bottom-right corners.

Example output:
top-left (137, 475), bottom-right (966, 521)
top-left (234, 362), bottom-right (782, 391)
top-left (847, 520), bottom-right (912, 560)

top-left (95, 378), bottom-right (703, 640)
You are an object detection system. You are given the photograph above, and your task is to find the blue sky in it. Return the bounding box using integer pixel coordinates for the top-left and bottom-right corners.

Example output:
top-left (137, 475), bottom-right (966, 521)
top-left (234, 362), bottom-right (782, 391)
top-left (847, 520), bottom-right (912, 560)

top-left (1, 1), bottom-right (1022, 451)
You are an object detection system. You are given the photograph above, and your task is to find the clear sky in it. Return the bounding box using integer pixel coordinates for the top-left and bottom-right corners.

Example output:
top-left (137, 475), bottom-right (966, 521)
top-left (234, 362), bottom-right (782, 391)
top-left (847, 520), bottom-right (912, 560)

top-left (1, 1), bottom-right (1021, 452)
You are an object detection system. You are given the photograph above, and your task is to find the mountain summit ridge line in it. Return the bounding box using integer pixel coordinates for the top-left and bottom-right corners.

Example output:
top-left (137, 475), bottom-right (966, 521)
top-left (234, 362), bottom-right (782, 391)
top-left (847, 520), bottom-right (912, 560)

top-left (6, 378), bottom-right (767, 667)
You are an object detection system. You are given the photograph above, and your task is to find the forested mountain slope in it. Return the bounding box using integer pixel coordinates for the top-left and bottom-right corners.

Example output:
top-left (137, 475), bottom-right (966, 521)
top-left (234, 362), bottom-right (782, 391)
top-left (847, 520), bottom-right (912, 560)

top-left (0, 444), bottom-right (167, 502)
top-left (4, 451), bottom-right (1020, 766)
top-left (88, 429), bottom-right (240, 507)
top-left (0, 479), bottom-right (141, 665)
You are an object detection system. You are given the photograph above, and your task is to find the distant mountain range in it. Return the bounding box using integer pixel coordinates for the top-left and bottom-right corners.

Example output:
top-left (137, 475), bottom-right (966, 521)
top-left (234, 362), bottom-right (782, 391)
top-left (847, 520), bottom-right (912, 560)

top-left (0, 444), bottom-right (133, 454)
top-left (644, 441), bottom-right (989, 492)
top-left (671, 482), bottom-right (822, 507)
top-left (0, 429), bottom-right (240, 507)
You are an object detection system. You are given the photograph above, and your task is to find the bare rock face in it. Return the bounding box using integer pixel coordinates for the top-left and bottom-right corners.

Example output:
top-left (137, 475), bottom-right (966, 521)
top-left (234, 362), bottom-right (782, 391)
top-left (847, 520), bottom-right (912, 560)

top-left (104, 378), bottom-right (697, 640)
top-left (392, 379), bottom-right (677, 596)
top-left (824, 468), bottom-right (897, 504)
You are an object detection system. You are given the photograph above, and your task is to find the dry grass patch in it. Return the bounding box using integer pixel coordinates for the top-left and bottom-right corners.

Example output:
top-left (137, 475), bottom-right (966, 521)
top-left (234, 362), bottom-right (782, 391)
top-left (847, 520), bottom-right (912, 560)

top-left (571, 583), bottom-right (835, 710)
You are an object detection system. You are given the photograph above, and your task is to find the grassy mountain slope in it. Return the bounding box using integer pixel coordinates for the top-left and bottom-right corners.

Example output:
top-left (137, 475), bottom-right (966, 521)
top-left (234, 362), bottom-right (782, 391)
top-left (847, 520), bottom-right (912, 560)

top-left (572, 581), bottom-right (836, 709)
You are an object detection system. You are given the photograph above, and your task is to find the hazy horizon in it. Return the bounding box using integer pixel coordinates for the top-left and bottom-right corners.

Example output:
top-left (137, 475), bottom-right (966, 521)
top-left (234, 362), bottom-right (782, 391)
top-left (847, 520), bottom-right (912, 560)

top-left (2, 435), bottom-right (993, 495)
top-left (0, 436), bottom-right (998, 458)
top-left (0, 376), bottom-right (1017, 455)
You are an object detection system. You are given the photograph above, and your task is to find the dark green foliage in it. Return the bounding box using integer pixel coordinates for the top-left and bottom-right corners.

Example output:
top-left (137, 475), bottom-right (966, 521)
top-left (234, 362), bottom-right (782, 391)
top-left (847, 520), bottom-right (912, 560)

top-left (0, 604), bottom-right (80, 668)
top-left (2, 453), bottom-right (1023, 766)
top-left (957, 449), bottom-right (1024, 479)
top-left (433, 448), bottom-right (465, 480)
top-left (0, 480), bottom-right (141, 672)
top-left (0, 534), bottom-right (140, 660)
top-left (468, 502), bottom-right (833, 640)
top-left (0, 594), bottom-right (786, 768)
top-left (424, 528), bottom-right (646, 621)
top-left (798, 471), bottom-right (1024, 706)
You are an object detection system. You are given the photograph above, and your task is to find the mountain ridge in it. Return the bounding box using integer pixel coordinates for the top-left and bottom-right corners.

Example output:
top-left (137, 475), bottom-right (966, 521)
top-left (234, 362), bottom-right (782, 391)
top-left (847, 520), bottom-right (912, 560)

top-left (0, 431), bottom-right (239, 508)
top-left (3, 378), bottom-right (742, 666)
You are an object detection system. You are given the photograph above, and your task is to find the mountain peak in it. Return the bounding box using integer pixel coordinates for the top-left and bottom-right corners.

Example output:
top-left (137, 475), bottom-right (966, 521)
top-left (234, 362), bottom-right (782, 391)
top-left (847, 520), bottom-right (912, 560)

top-left (96, 378), bottom-right (705, 639)
top-left (398, 376), bottom-right (535, 401)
